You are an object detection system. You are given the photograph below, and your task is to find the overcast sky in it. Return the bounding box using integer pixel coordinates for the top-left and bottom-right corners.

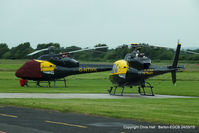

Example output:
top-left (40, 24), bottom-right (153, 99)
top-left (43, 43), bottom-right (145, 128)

top-left (0, 0), bottom-right (199, 48)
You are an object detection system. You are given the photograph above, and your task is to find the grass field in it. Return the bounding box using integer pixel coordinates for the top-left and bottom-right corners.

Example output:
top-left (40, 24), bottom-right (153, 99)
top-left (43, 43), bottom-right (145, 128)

top-left (0, 59), bottom-right (199, 126)
top-left (0, 98), bottom-right (198, 126)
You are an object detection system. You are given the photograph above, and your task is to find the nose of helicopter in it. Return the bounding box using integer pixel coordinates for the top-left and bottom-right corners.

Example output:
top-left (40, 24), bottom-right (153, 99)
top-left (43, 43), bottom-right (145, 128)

top-left (16, 60), bottom-right (42, 79)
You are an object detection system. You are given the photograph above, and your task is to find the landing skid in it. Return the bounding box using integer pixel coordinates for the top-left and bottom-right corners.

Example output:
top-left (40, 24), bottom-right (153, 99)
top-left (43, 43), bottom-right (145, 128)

top-left (25, 78), bottom-right (67, 88)
top-left (108, 86), bottom-right (124, 96)
top-left (138, 82), bottom-right (154, 96)
top-left (108, 82), bottom-right (155, 96)
top-left (36, 81), bottom-right (52, 87)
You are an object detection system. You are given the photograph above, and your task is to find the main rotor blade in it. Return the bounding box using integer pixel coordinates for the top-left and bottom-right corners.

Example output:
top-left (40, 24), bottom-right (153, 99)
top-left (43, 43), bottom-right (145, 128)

top-left (185, 50), bottom-right (199, 54)
top-left (68, 46), bottom-right (108, 54)
top-left (150, 45), bottom-right (171, 49)
top-left (27, 48), bottom-right (48, 56)
top-left (142, 44), bottom-right (199, 55)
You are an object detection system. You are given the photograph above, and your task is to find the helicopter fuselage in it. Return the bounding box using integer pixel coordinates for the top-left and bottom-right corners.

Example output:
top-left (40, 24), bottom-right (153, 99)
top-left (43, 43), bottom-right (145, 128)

top-left (109, 43), bottom-right (184, 88)
top-left (16, 45), bottom-right (112, 87)
top-left (109, 59), bottom-right (180, 87)
top-left (16, 58), bottom-right (112, 81)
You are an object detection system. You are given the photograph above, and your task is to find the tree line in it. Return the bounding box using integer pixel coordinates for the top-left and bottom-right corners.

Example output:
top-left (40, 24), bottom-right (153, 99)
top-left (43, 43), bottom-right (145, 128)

top-left (0, 42), bottom-right (199, 61)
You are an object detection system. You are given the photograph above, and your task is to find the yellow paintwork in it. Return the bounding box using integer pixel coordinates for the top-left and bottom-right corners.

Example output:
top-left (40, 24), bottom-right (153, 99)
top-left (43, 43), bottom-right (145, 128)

top-left (143, 69), bottom-right (154, 75)
top-left (79, 68), bottom-right (97, 72)
top-left (110, 60), bottom-right (128, 75)
top-left (143, 71), bottom-right (154, 75)
top-left (35, 60), bottom-right (56, 71)
top-left (131, 43), bottom-right (137, 45)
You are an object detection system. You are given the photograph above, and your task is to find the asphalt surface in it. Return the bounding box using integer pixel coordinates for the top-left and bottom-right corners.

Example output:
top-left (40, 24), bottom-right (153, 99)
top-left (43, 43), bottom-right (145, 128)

top-left (0, 93), bottom-right (197, 99)
top-left (0, 106), bottom-right (198, 133)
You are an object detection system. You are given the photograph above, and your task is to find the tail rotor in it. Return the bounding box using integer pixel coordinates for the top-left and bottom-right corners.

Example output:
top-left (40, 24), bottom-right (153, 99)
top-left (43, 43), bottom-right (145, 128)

top-left (171, 41), bottom-right (181, 85)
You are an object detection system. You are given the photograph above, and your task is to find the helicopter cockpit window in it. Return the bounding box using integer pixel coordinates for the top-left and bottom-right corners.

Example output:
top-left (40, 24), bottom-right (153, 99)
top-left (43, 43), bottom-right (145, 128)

top-left (138, 53), bottom-right (144, 57)
top-left (115, 64), bottom-right (119, 73)
top-left (112, 64), bottom-right (116, 73)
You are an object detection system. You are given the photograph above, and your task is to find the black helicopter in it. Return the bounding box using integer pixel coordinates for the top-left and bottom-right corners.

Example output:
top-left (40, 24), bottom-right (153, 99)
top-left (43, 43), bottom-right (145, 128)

top-left (16, 46), bottom-right (112, 87)
top-left (108, 42), bottom-right (184, 96)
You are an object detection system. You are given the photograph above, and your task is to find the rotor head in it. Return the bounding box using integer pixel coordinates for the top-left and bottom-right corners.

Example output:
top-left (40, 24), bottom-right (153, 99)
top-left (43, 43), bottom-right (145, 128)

top-left (130, 43), bottom-right (143, 51)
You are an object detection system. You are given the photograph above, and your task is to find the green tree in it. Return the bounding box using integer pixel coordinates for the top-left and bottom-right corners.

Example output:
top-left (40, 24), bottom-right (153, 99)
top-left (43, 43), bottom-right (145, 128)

top-left (36, 42), bottom-right (60, 50)
top-left (32, 43), bottom-right (61, 58)
top-left (9, 42), bottom-right (33, 59)
top-left (104, 49), bottom-right (117, 61)
top-left (2, 51), bottom-right (11, 59)
top-left (63, 46), bottom-right (82, 59)
top-left (0, 43), bottom-right (10, 58)
top-left (91, 44), bottom-right (108, 60)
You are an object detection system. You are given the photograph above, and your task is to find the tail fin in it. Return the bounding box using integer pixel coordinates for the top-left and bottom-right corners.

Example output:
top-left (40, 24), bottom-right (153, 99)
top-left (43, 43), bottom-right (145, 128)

top-left (171, 41), bottom-right (181, 85)
top-left (172, 41), bottom-right (181, 68)
top-left (171, 71), bottom-right (176, 85)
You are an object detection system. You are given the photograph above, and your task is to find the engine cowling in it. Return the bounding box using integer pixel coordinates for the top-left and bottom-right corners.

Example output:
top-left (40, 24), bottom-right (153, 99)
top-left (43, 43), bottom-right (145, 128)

top-left (50, 57), bottom-right (79, 68)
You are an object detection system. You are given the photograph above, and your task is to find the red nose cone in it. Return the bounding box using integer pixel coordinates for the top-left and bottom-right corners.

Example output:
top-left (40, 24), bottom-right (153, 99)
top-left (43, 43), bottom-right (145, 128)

top-left (16, 60), bottom-right (42, 79)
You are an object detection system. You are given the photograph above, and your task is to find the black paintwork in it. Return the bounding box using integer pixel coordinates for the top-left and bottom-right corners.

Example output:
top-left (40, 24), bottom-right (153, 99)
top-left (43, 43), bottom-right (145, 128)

top-left (38, 54), bottom-right (79, 67)
top-left (124, 51), bottom-right (151, 70)
top-left (109, 65), bottom-right (183, 87)
top-left (20, 54), bottom-right (112, 81)
top-left (109, 44), bottom-right (184, 88)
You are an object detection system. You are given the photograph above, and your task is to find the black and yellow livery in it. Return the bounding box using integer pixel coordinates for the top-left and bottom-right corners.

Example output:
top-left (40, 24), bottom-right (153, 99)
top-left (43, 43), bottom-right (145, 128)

top-left (109, 42), bottom-right (184, 96)
top-left (16, 46), bottom-right (112, 87)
